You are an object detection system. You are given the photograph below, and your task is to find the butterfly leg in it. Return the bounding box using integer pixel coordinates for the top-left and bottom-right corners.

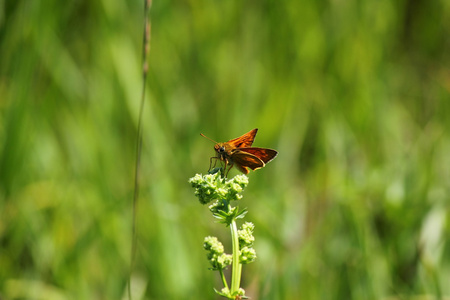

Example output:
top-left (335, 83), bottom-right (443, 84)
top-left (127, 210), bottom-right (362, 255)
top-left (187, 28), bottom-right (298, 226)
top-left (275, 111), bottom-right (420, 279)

top-left (224, 162), bottom-right (234, 178)
top-left (208, 157), bottom-right (221, 172)
top-left (208, 157), bottom-right (214, 171)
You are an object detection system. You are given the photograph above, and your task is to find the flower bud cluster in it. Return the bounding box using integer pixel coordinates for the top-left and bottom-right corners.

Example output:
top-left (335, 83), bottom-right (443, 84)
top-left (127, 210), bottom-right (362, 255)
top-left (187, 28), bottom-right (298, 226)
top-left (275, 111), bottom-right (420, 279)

top-left (238, 222), bottom-right (256, 264)
top-left (189, 173), bottom-right (249, 205)
top-left (190, 173), bottom-right (256, 299)
top-left (203, 236), bottom-right (232, 270)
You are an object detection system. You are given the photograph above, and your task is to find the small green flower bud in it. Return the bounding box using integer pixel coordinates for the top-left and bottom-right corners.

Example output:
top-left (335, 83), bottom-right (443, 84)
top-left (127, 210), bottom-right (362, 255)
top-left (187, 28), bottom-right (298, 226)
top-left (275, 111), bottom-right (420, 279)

top-left (238, 222), bottom-right (255, 247)
top-left (217, 253), bottom-right (232, 268)
top-left (233, 174), bottom-right (249, 187)
top-left (189, 173), bottom-right (222, 204)
top-left (204, 236), bottom-right (224, 254)
top-left (241, 222), bottom-right (254, 231)
top-left (204, 236), bottom-right (232, 270)
top-left (208, 200), bottom-right (221, 212)
top-left (216, 187), bottom-right (228, 198)
top-left (240, 246), bottom-right (256, 264)
top-left (189, 173), bottom-right (249, 205)
top-left (230, 182), bottom-right (243, 193)
top-left (220, 287), bottom-right (230, 295)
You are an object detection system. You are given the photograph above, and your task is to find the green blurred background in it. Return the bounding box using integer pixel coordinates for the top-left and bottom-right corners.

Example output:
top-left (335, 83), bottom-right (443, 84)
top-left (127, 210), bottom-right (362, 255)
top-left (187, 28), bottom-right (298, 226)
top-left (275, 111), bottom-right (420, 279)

top-left (1, 0), bottom-right (450, 299)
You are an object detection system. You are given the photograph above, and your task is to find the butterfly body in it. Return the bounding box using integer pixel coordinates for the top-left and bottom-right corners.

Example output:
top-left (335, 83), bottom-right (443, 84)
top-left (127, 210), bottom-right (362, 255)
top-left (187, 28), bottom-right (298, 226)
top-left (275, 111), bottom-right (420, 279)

top-left (202, 129), bottom-right (278, 176)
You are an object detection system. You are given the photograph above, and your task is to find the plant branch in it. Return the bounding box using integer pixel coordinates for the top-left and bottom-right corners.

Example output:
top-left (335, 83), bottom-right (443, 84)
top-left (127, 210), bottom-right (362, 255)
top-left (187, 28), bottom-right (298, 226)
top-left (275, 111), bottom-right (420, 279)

top-left (129, 0), bottom-right (152, 299)
top-left (230, 219), bottom-right (242, 295)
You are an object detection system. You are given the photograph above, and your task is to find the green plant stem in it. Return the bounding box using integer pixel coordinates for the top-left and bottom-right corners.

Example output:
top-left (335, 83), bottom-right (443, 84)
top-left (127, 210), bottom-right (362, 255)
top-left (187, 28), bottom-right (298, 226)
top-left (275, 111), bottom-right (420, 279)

top-left (230, 219), bottom-right (242, 295)
top-left (218, 268), bottom-right (229, 291)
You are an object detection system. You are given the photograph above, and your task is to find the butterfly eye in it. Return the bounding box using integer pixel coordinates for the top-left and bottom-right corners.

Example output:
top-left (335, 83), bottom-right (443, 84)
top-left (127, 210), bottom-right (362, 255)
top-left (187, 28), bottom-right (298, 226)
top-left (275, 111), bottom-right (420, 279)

top-left (219, 146), bottom-right (225, 153)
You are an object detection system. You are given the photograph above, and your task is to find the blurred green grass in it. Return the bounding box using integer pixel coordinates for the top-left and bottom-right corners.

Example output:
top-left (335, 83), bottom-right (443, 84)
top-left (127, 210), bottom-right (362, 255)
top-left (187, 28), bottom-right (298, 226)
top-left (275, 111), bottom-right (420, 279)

top-left (1, 0), bottom-right (450, 299)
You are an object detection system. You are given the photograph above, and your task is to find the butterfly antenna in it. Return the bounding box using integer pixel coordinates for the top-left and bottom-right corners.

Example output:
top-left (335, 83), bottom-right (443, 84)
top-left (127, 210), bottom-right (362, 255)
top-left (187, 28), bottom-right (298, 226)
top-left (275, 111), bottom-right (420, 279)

top-left (200, 133), bottom-right (218, 144)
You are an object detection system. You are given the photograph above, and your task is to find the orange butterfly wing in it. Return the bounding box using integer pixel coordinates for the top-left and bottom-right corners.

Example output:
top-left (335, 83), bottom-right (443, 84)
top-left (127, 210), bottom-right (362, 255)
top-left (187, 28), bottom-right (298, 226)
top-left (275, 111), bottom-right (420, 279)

top-left (238, 147), bottom-right (278, 164)
top-left (230, 150), bottom-right (265, 174)
top-left (226, 128), bottom-right (258, 148)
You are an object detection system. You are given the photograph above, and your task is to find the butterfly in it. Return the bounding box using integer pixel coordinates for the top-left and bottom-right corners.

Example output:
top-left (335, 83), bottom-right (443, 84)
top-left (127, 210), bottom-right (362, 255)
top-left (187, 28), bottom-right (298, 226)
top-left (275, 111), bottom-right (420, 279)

top-left (201, 128), bottom-right (278, 176)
